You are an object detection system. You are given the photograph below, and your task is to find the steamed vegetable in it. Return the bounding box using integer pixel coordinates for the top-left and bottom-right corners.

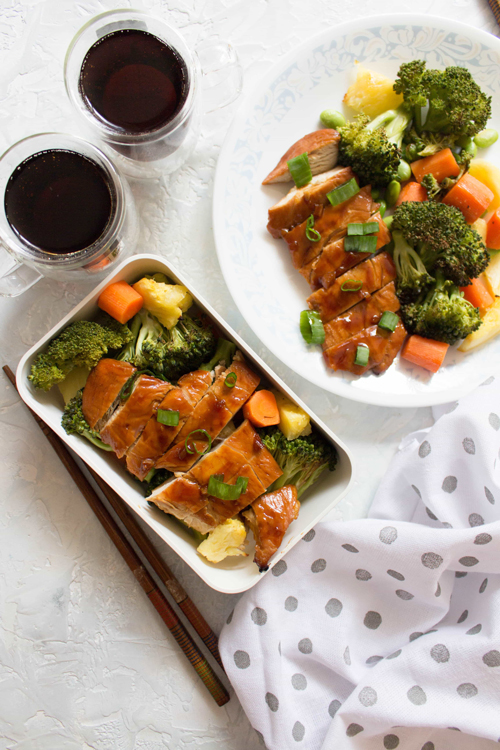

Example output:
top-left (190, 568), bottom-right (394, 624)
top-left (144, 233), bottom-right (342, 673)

top-left (392, 230), bottom-right (434, 305)
top-left (61, 389), bottom-right (113, 451)
top-left (200, 338), bottom-right (236, 371)
top-left (243, 390), bottom-right (280, 427)
top-left (401, 335), bottom-right (449, 373)
top-left (197, 518), bottom-right (247, 563)
top-left (97, 280), bottom-right (144, 324)
top-left (133, 277), bottom-right (193, 329)
top-left (442, 172), bottom-right (494, 224)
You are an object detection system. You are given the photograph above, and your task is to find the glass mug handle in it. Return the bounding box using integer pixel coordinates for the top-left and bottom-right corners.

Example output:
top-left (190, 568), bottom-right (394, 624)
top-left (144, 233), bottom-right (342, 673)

top-left (0, 246), bottom-right (43, 297)
top-left (196, 41), bottom-right (243, 114)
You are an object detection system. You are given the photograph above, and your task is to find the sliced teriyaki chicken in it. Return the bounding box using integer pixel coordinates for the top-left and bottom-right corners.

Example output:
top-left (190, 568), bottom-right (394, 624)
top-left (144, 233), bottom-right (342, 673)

top-left (81, 359), bottom-right (136, 430)
top-left (262, 129), bottom-right (340, 185)
top-left (308, 212), bottom-right (391, 290)
top-left (155, 356), bottom-right (260, 473)
top-left (307, 251), bottom-right (397, 323)
top-left (126, 369), bottom-right (213, 480)
top-left (99, 375), bottom-right (172, 458)
top-left (266, 166), bottom-right (355, 238)
top-left (323, 319), bottom-right (407, 375)
top-left (322, 282), bottom-right (400, 351)
top-left (243, 484), bottom-right (300, 571)
top-left (280, 186), bottom-right (376, 275)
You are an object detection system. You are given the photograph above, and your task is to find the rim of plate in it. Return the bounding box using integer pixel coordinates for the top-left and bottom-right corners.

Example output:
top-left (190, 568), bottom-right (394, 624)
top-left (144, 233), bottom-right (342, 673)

top-left (213, 13), bottom-right (500, 408)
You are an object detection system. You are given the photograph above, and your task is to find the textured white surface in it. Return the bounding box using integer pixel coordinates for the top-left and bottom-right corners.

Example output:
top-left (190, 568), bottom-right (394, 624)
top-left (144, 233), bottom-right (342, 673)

top-left (0, 1), bottom-right (496, 748)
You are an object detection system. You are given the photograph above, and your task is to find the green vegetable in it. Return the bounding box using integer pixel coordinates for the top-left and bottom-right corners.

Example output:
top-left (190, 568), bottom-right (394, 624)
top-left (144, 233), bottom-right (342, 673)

top-left (386, 179), bottom-right (401, 207)
top-left (29, 315), bottom-right (133, 392)
top-left (185, 429), bottom-right (212, 456)
top-left (61, 389), bottom-right (114, 451)
top-left (397, 160), bottom-right (412, 181)
top-left (320, 109), bottom-right (346, 129)
top-left (300, 310), bottom-right (325, 345)
top-left (224, 372), bottom-right (237, 387)
top-left (405, 143), bottom-right (419, 161)
top-left (474, 128), bottom-right (499, 149)
top-left (157, 409), bottom-right (179, 426)
top-left (259, 426), bottom-right (338, 499)
top-left (344, 235), bottom-right (378, 254)
top-left (207, 474), bottom-right (249, 501)
top-left (305, 215), bottom-right (321, 242)
top-left (287, 153), bottom-right (312, 188)
top-left (458, 136), bottom-right (477, 158)
top-left (392, 230), bottom-right (434, 305)
top-left (378, 311), bottom-right (399, 332)
top-left (200, 338), bottom-right (236, 371)
top-left (327, 178), bottom-right (360, 206)
top-left (341, 280), bottom-right (363, 292)
top-left (354, 345), bottom-right (369, 366)
top-left (379, 199), bottom-right (387, 218)
top-left (383, 215), bottom-right (393, 230)
top-left (347, 222), bottom-right (378, 235)
top-left (143, 468), bottom-right (173, 497)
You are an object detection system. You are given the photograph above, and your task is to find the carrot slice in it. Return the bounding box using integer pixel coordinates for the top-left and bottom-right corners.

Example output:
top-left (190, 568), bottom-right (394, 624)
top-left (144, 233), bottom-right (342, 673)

top-left (97, 280), bottom-right (144, 324)
top-left (459, 277), bottom-right (495, 311)
top-left (442, 173), bottom-right (494, 224)
top-left (487, 208), bottom-right (500, 250)
top-left (410, 148), bottom-right (461, 184)
top-left (401, 335), bottom-right (449, 373)
top-left (242, 390), bottom-right (280, 427)
top-left (395, 181), bottom-right (428, 207)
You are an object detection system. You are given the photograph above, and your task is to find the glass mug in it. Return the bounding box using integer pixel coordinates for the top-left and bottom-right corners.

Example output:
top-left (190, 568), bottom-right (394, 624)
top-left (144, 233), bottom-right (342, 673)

top-left (0, 133), bottom-right (139, 297)
top-left (64, 9), bottom-right (243, 178)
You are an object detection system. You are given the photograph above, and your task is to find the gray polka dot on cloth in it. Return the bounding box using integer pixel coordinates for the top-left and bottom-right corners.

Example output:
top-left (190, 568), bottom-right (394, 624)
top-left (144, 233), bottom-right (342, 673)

top-left (234, 650), bottom-right (250, 669)
top-left (396, 589), bottom-right (414, 600)
top-left (419, 440), bottom-right (431, 457)
top-left (407, 685), bottom-right (427, 705)
top-left (291, 673), bottom-right (307, 690)
top-left (466, 624), bottom-right (482, 635)
top-left (311, 559), bottom-right (326, 573)
top-left (435, 583), bottom-right (441, 597)
top-left (346, 723), bottom-right (364, 737)
top-left (431, 644), bottom-right (450, 663)
top-left (285, 596), bottom-right (298, 612)
top-left (278, 642), bottom-right (281, 655)
top-left (298, 638), bottom-right (313, 654)
top-left (344, 646), bottom-right (351, 665)
top-left (328, 699), bottom-right (341, 718)
top-left (356, 569), bottom-right (372, 581)
top-left (302, 529), bottom-right (315, 542)
top-left (364, 611), bottom-right (382, 629)
top-left (463, 437), bottom-right (475, 454)
top-left (387, 650), bottom-right (402, 659)
top-left (251, 607), bottom-right (267, 626)
top-left (265, 692), bottom-right (279, 711)
top-left (488, 412), bottom-right (500, 430)
top-left (469, 513), bottom-right (484, 527)
top-left (480, 578), bottom-right (488, 593)
top-left (483, 650), bottom-right (500, 667)
top-left (226, 610), bottom-right (234, 625)
top-left (442, 522), bottom-right (453, 529)
top-left (380, 526), bottom-right (397, 544)
top-left (325, 598), bottom-right (343, 617)
top-left (422, 552), bottom-right (443, 569)
top-left (457, 610), bottom-right (468, 624)
top-left (358, 686), bottom-right (377, 706)
top-left (412, 485), bottom-right (422, 497)
top-left (459, 556), bottom-right (479, 567)
top-left (456, 571), bottom-right (467, 578)
top-left (426, 507), bottom-right (438, 520)
top-left (292, 721), bottom-right (305, 742)
top-left (384, 735), bottom-right (400, 749)
top-left (457, 683), bottom-right (478, 698)
top-left (388, 569), bottom-right (405, 581)
top-left (422, 743), bottom-right (435, 750)
top-left (442, 476), bottom-right (458, 493)
top-left (485, 486), bottom-right (495, 505)
top-left (481, 375), bottom-right (495, 386)
top-left (366, 655), bottom-right (383, 666)
top-left (254, 729), bottom-right (265, 746)
top-left (475, 533), bottom-right (492, 545)
top-left (342, 543), bottom-right (359, 553)
top-left (410, 632), bottom-right (424, 642)
top-left (272, 560), bottom-right (287, 576)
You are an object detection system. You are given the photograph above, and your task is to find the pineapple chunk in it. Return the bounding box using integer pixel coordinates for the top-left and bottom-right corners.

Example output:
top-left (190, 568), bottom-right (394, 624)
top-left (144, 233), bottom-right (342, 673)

top-left (343, 65), bottom-right (403, 119)
top-left (458, 297), bottom-right (500, 352)
top-left (197, 518), bottom-right (247, 563)
top-left (469, 159), bottom-right (500, 212)
top-left (472, 218), bottom-right (487, 244)
top-left (272, 390), bottom-right (310, 440)
top-left (58, 366), bottom-right (90, 404)
top-left (133, 277), bottom-right (193, 329)
top-left (484, 251), bottom-right (500, 296)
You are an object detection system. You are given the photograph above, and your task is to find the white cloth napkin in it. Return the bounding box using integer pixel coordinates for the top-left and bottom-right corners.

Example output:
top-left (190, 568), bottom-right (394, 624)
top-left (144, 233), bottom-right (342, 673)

top-left (220, 377), bottom-right (500, 750)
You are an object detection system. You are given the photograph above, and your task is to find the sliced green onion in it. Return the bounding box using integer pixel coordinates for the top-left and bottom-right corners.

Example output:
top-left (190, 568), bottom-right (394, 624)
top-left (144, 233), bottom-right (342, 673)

top-left (340, 280), bottom-right (363, 292)
top-left (207, 474), bottom-right (249, 501)
top-left (185, 429), bottom-right (212, 456)
top-left (354, 344), bottom-right (369, 367)
top-left (300, 310), bottom-right (325, 345)
top-left (157, 409), bottom-right (179, 426)
top-left (347, 222), bottom-right (378, 236)
top-left (287, 153), bottom-right (312, 188)
top-left (327, 178), bottom-right (359, 207)
top-left (224, 372), bottom-right (237, 388)
top-left (305, 214), bottom-right (321, 242)
top-left (378, 311), bottom-right (399, 332)
top-left (344, 235), bottom-right (378, 254)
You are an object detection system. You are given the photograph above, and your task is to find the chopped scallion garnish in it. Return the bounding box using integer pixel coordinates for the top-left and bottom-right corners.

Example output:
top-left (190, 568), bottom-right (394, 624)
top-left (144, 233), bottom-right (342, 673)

top-left (224, 372), bottom-right (237, 388)
top-left (305, 214), bottom-right (321, 242)
top-left (327, 178), bottom-right (359, 207)
top-left (287, 153), bottom-right (312, 188)
top-left (299, 310), bottom-right (325, 345)
top-left (378, 311), bottom-right (399, 332)
top-left (344, 235), bottom-right (378, 254)
top-left (354, 345), bottom-right (370, 367)
top-left (185, 429), bottom-right (212, 456)
top-left (207, 474), bottom-right (249, 501)
top-left (340, 280), bottom-right (363, 292)
top-left (157, 409), bottom-right (179, 426)
top-left (347, 222), bottom-right (379, 236)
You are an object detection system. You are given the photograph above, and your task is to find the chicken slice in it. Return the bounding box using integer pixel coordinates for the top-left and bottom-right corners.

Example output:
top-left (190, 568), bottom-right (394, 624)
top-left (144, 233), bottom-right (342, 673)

top-left (81, 359), bottom-right (136, 430)
top-left (262, 129), bottom-right (340, 185)
top-left (322, 319), bottom-right (406, 374)
top-left (100, 375), bottom-right (172, 458)
top-left (243, 485), bottom-right (300, 571)
top-left (266, 166), bottom-right (354, 238)
top-left (126, 370), bottom-right (213, 480)
top-left (149, 475), bottom-right (205, 520)
top-left (307, 251), bottom-right (397, 323)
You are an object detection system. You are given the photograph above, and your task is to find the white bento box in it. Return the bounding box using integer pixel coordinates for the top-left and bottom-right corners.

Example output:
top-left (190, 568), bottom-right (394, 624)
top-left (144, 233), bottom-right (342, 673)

top-left (17, 254), bottom-right (354, 594)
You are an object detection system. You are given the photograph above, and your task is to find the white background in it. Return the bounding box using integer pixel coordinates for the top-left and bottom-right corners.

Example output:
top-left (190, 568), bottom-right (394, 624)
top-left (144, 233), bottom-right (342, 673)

top-left (0, 0), bottom-right (496, 748)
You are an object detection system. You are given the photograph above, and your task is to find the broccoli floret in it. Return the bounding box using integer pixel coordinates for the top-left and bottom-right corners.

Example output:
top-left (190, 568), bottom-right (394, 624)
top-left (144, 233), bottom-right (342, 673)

top-left (29, 315), bottom-right (133, 391)
top-left (61, 390), bottom-right (113, 451)
top-left (142, 468), bottom-right (173, 497)
top-left (259, 426), bottom-right (337, 499)
top-left (199, 338), bottom-right (236, 372)
top-left (392, 230), bottom-right (434, 304)
top-left (392, 201), bottom-right (489, 287)
top-left (401, 272), bottom-right (482, 345)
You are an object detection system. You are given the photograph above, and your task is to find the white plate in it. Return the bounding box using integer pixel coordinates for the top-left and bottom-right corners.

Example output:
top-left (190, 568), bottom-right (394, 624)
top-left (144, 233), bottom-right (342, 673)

top-left (213, 14), bottom-right (500, 407)
top-left (16, 254), bottom-right (353, 594)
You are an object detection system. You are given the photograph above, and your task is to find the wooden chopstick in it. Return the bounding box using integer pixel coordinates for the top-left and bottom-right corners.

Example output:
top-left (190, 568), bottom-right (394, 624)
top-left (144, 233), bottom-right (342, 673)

top-left (3, 365), bottom-right (229, 707)
top-left (488, 0), bottom-right (500, 27)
